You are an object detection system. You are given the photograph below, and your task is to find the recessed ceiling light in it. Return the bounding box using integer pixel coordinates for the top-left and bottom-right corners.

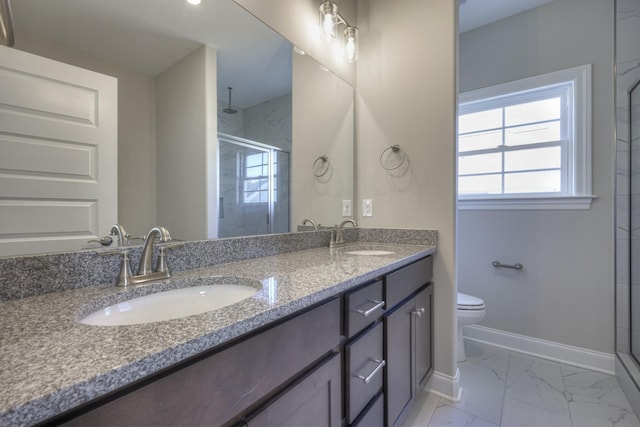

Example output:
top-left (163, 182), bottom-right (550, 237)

top-left (187, 0), bottom-right (201, 5)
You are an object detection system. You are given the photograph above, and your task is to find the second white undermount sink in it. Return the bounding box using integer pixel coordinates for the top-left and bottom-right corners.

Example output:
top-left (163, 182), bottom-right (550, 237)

top-left (80, 278), bottom-right (261, 326)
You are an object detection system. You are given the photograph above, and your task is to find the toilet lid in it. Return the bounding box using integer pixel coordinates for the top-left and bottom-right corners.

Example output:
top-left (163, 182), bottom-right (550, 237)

top-left (457, 292), bottom-right (485, 309)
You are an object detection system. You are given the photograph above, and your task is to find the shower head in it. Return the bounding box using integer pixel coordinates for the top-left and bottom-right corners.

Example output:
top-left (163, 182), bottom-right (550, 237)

top-left (223, 87), bottom-right (237, 114)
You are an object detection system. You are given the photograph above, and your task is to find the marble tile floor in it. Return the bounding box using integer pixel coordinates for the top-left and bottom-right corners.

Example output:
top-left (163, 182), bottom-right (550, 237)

top-left (404, 340), bottom-right (640, 427)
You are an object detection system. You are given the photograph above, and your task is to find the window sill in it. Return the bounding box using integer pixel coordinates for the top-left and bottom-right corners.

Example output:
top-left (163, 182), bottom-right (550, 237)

top-left (457, 195), bottom-right (597, 211)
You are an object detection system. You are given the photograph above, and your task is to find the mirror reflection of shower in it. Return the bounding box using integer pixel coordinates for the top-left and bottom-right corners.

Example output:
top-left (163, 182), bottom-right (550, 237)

top-left (218, 134), bottom-right (290, 238)
top-left (216, 79), bottom-right (292, 238)
top-left (223, 87), bottom-right (237, 114)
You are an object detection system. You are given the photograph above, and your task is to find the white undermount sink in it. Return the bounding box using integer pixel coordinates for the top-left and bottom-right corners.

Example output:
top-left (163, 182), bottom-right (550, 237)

top-left (344, 249), bottom-right (396, 256)
top-left (80, 279), bottom-right (261, 326)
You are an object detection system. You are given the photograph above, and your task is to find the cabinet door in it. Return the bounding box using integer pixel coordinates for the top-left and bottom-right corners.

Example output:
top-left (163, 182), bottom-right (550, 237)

top-left (414, 285), bottom-right (433, 392)
top-left (384, 298), bottom-right (414, 427)
top-left (248, 354), bottom-right (342, 427)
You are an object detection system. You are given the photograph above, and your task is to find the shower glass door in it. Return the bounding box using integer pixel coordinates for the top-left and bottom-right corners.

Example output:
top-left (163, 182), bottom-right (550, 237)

top-left (218, 135), bottom-right (290, 238)
top-left (631, 81), bottom-right (640, 363)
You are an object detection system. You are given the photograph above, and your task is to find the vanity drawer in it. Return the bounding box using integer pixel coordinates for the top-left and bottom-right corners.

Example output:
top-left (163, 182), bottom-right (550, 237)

top-left (344, 280), bottom-right (384, 337)
top-left (345, 322), bottom-right (384, 424)
top-left (385, 256), bottom-right (432, 309)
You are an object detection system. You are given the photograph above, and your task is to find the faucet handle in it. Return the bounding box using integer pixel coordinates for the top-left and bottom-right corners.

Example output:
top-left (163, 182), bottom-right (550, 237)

top-left (156, 242), bottom-right (184, 274)
top-left (117, 251), bottom-right (134, 287)
top-left (99, 249), bottom-right (133, 287)
top-left (157, 246), bottom-right (169, 274)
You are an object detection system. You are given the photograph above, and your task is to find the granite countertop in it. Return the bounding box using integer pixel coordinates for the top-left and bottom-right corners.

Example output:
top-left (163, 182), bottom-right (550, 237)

top-left (0, 241), bottom-right (436, 426)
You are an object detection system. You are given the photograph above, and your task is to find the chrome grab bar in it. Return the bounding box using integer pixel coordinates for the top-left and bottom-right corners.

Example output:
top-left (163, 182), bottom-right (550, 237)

top-left (492, 260), bottom-right (523, 270)
top-left (356, 359), bottom-right (386, 384)
top-left (356, 300), bottom-right (385, 317)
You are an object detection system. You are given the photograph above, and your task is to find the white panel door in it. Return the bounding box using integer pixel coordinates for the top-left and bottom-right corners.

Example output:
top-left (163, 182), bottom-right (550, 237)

top-left (0, 45), bottom-right (117, 256)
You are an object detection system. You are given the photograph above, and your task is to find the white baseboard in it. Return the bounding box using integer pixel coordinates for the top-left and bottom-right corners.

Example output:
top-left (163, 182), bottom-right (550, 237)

top-left (465, 325), bottom-right (615, 375)
top-left (425, 368), bottom-right (462, 402)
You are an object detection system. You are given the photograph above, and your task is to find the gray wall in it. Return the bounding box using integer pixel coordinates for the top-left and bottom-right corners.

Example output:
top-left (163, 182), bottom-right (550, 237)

top-left (357, 0), bottom-right (458, 384)
top-left (458, 0), bottom-right (614, 353)
top-left (156, 45), bottom-right (218, 241)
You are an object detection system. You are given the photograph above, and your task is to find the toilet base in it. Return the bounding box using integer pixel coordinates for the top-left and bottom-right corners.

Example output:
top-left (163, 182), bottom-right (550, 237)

top-left (457, 324), bottom-right (467, 362)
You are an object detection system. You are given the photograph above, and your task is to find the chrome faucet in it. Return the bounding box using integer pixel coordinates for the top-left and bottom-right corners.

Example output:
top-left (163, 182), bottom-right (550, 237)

top-left (137, 226), bottom-right (172, 276)
top-left (101, 226), bottom-right (180, 287)
top-left (302, 218), bottom-right (319, 230)
top-left (330, 219), bottom-right (357, 248)
top-left (109, 224), bottom-right (130, 246)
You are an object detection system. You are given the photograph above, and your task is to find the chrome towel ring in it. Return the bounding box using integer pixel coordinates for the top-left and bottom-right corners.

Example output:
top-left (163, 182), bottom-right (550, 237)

top-left (313, 155), bottom-right (330, 177)
top-left (379, 144), bottom-right (407, 171)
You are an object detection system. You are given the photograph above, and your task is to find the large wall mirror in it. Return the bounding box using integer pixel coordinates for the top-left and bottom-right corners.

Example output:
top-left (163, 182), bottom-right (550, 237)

top-left (3, 0), bottom-right (354, 255)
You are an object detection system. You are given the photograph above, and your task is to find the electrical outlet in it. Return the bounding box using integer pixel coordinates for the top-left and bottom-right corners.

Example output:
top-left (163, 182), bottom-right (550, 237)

top-left (362, 199), bottom-right (373, 217)
top-left (342, 200), bottom-right (352, 217)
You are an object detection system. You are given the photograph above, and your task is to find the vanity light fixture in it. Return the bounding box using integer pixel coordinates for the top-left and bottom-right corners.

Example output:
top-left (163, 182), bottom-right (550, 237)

top-left (187, 0), bottom-right (201, 5)
top-left (318, 1), bottom-right (359, 62)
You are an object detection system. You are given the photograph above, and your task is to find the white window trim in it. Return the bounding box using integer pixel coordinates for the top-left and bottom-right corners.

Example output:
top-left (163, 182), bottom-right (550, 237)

top-left (457, 64), bottom-right (595, 211)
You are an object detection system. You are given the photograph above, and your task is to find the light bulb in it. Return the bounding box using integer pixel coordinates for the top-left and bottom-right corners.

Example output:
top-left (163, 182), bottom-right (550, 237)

top-left (344, 26), bottom-right (359, 63)
top-left (319, 2), bottom-right (337, 41)
top-left (322, 14), bottom-right (335, 37)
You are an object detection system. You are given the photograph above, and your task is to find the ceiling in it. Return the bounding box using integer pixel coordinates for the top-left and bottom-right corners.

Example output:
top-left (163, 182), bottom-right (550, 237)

top-left (459, 0), bottom-right (556, 33)
top-left (10, 0), bottom-right (292, 108)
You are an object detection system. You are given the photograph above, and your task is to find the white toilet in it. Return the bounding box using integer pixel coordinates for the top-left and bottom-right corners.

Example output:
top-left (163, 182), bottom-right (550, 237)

top-left (457, 292), bottom-right (486, 362)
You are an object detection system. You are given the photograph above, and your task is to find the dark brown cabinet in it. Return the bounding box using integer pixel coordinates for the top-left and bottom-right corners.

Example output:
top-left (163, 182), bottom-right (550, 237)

top-left (384, 296), bottom-right (414, 427)
top-left (343, 280), bottom-right (386, 425)
top-left (56, 298), bottom-right (341, 427)
top-left (345, 256), bottom-right (433, 427)
top-left (49, 255), bottom-right (433, 427)
top-left (414, 285), bottom-right (433, 391)
top-left (384, 257), bottom-right (433, 427)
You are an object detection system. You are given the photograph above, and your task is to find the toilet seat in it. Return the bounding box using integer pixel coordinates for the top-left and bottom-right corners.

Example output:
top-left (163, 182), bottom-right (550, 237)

top-left (457, 292), bottom-right (485, 311)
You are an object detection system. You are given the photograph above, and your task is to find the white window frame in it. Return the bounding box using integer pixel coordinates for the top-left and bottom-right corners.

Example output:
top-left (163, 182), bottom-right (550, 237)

top-left (457, 64), bottom-right (596, 210)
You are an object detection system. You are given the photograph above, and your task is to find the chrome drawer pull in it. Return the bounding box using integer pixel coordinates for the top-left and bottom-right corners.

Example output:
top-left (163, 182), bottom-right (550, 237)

top-left (356, 359), bottom-right (386, 384)
top-left (411, 307), bottom-right (425, 318)
top-left (356, 300), bottom-right (385, 317)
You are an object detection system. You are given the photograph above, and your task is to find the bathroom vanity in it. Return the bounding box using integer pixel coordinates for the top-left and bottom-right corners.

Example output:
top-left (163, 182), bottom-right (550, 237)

top-left (0, 230), bottom-right (436, 426)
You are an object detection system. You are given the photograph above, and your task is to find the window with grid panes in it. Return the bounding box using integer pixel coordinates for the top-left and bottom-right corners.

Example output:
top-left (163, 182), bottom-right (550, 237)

top-left (457, 65), bottom-right (594, 210)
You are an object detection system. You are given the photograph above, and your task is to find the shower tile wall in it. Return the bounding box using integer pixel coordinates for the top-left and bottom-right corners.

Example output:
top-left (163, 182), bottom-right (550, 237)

top-left (217, 94), bottom-right (292, 150)
top-left (244, 94), bottom-right (293, 153)
top-left (217, 94), bottom-right (292, 237)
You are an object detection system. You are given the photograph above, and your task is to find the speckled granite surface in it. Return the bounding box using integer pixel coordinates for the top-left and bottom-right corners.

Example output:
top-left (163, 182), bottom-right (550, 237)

top-left (0, 229), bottom-right (437, 426)
top-left (0, 228), bottom-right (436, 302)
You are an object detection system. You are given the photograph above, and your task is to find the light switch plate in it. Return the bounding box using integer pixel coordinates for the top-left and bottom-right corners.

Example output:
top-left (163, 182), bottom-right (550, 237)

top-left (362, 199), bottom-right (373, 217)
top-left (342, 200), bottom-right (352, 217)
